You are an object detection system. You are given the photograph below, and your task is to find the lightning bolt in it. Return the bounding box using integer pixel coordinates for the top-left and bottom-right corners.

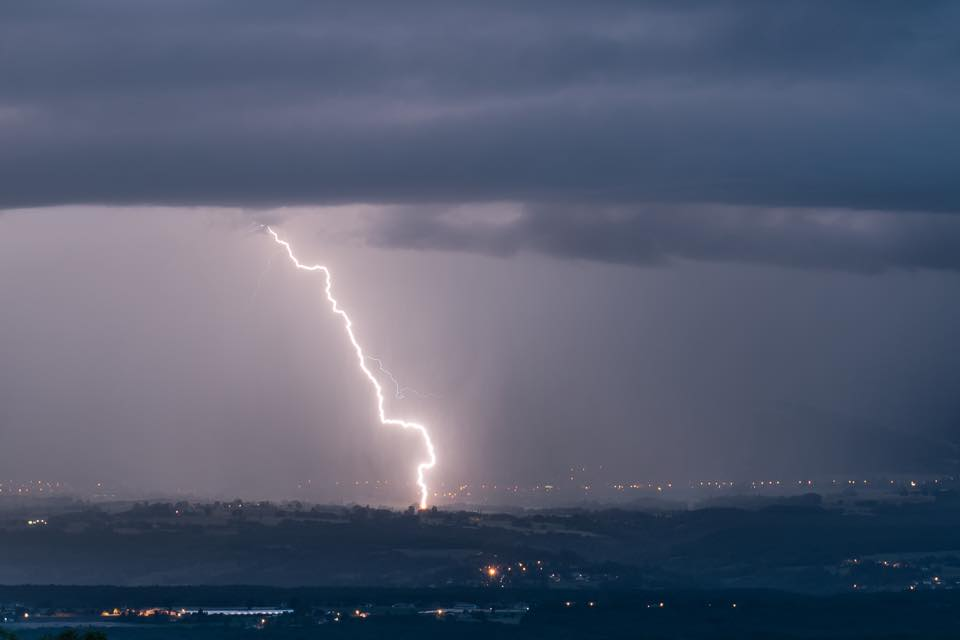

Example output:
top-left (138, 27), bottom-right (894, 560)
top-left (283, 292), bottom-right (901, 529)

top-left (265, 226), bottom-right (437, 509)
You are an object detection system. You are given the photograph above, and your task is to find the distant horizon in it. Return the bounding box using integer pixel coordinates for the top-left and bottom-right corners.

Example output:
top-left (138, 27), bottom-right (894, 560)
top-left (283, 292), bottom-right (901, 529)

top-left (1, 471), bottom-right (953, 512)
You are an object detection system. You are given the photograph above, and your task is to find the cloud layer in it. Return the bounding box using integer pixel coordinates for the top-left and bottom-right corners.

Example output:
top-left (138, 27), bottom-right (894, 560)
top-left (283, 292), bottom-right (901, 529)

top-left (3, 1), bottom-right (959, 270)
top-left (2, 1), bottom-right (958, 209)
top-left (368, 204), bottom-right (960, 272)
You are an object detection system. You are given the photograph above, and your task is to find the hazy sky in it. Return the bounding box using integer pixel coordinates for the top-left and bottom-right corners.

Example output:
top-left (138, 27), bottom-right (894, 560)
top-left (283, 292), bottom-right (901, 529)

top-left (1, 2), bottom-right (958, 501)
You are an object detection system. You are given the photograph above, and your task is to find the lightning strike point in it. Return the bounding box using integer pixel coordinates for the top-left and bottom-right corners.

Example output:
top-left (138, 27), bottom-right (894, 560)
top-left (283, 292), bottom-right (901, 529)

top-left (266, 226), bottom-right (437, 509)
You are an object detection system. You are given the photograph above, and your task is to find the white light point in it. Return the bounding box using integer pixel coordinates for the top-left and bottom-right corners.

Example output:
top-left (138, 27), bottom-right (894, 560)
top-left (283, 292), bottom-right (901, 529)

top-left (266, 226), bottom-right (437, 509)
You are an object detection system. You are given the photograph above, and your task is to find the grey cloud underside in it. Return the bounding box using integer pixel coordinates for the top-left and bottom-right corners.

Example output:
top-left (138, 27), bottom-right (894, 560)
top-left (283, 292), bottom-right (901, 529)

top-left (3, 1), bottom-right (960, 269)
top-left (369, 205), bottom-right (960, 273)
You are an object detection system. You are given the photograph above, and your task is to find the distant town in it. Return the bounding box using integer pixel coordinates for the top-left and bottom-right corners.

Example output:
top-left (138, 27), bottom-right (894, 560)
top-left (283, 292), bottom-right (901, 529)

top-left (2, 472), bottom-right (955, 508)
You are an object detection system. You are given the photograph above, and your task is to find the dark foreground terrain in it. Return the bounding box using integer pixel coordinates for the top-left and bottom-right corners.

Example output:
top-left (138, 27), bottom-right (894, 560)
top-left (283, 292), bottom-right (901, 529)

top-left (2, 585), bottom-right (960, 640)
top-left (3, 487), bottom-right (960, 638)
top-left (2, 487), bottom-right (960, 592)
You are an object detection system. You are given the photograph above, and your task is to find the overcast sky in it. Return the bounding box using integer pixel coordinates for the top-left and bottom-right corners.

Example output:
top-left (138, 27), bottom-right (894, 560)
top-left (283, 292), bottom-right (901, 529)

top-left (1, 1), bottom-right (958, 502)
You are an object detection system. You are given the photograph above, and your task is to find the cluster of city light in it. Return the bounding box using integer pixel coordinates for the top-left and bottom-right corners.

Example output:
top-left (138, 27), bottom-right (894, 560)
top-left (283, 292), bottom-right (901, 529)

top-left (101, 608), bottom-right (183, 619)
top-left (307, 475), bottom-right (952, 504)
top-left (481, 559), bottom-right (548, 585)
top-left (266, 226), bottom-right (437, 509)
top-left (0, 480), bottom-right (64, 495)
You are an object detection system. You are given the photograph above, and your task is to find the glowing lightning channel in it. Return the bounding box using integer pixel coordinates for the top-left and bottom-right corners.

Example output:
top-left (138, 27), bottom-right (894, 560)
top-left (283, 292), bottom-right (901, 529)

top-left (265, 226), bottom-right (437, 509)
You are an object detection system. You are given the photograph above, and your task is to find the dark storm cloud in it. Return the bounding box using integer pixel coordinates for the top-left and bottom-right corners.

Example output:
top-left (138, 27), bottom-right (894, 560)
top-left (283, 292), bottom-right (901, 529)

top-left (3, 1), bottom-right (960, 273)
top-left (1, 0), bottom-right (958, 210)
top-left (369, 205), bottom-right (960, 272)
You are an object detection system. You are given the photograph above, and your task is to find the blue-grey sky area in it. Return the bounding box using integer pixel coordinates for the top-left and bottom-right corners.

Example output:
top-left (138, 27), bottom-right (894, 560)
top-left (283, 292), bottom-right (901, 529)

top-left (1, 2), bottom-right (958, 501)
